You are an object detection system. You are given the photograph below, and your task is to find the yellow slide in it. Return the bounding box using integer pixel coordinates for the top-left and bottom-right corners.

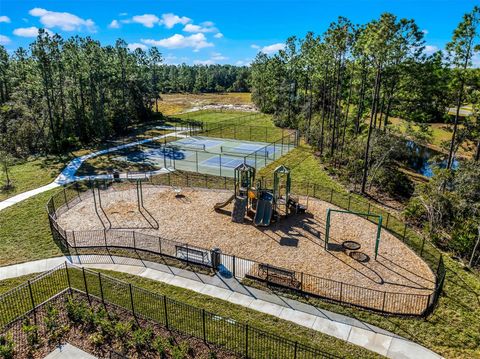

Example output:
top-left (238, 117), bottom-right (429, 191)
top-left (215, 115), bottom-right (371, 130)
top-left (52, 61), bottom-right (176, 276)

top-left (214, 194), bottom-right (235, 210)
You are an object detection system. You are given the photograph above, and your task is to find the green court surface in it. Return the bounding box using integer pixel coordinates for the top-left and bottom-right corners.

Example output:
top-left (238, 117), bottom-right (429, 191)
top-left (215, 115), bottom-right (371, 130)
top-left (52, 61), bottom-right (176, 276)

top-left (114, 136), bottom-right (295, 177)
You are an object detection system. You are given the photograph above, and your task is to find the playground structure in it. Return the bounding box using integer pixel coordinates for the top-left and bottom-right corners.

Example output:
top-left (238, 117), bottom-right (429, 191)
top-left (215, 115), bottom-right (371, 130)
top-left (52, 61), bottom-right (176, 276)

top-left (214, 164), bottom-right (307, 226)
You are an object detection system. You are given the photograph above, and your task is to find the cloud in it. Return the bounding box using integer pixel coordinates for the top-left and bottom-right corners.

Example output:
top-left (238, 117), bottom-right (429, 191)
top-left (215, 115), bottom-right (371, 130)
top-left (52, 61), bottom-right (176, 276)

top-left (13, 27), bottom-right (53, 37)
top-left (131, 14), bottom-right (159, 28)
top-left (211, 52), bottom-right (227, 61)
top-left (422, 29), bottom-right (429, 35)
top-left (161, 13), bottom-right (191, 29)
top-left (194, 59), bottom-right (215, 65)
top-left (261, 43), bottom-right (285, 54)
top-left (119, 12), bottom-right (128, 16)
top-left (108, 20), bottom-right (120, 29)
top-left (142, 33), bottom-right (213, 51)
top-left (251, 44), bottom-right (260, 49)
top-left (183, 23), bottom-right (218, 33)
top-left (29, 8), bottom-right (95, 32)
top-left (127, 43), bottom-right (148, 51)
top-left (0, 35), bottom-right (11, 45)
top-left (0, 16), bottom-right (10, 23)
top-left (424, 45), bottom-right (439, 55)
top-left (214, 33), bottom-right (223, 39)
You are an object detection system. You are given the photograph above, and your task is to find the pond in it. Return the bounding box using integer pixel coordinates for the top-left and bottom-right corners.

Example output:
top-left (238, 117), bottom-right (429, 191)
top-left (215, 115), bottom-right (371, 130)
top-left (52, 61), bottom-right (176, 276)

top-left (405, 140), bottom-right (459, 178)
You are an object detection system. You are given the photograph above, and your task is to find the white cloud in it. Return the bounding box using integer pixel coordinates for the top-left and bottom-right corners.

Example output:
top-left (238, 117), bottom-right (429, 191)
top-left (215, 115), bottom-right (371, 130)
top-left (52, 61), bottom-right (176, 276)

top-left (194, 59), bottom-right (215, 65)
top-left (0, 16), bottom-right (10, 23)
top-left (424, 45), bottom-right (439, 55)
top-left (161, 13), bottom-right (191, 29)
top-left (261, 43), bottom-right (285, 54)
top-left (29, 8), bottom-right (95, 32)
top-left (13, 27), bottom-right (53, 37)
top-left (142, 33), bottom-right (213, 51)
top-left (235, 59), bottom-right (252, 66)
top-left (183, 23), bottom-right (217, 33)
top-left (119, 12), bottom-right (128, 16)
top-left (214, 33), bottom-right (223, 39)
top-left (201, 21), bottom-right (214, 27)
top-left (251, 44), bottom-right (260, 49)
top-left (128, 43), bottom-right (148, 51)
top-left (0, 35), bottom-right (11, 45)
top-left (472, 53), bottom-right (480, 68)
top-left (422, 29), bottom-right (429, 35)
top-left (108, 20), bottom-right (120, 29)
top-left (211, 52), bottom-right (227, 61)
top-left (131, 14), bottom-right (159, 28)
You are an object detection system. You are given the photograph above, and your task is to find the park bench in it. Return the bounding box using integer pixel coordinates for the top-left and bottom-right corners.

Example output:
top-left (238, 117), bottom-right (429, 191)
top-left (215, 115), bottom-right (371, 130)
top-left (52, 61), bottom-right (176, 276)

top-left (176, 245), bottom-right (211, 266)
top-left (258, 263), bottom-right (300, 289)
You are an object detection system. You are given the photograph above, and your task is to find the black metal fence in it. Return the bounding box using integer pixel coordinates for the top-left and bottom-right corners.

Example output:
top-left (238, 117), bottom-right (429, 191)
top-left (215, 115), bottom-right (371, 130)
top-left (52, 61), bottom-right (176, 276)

top-left (0, 264), bottom-right (339, 359)
top-left (46, 172), bottom-right (445, 316)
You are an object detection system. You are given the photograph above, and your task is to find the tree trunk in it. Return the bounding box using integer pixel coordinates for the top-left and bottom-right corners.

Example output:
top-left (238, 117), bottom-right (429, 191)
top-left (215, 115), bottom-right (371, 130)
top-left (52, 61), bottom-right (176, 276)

top-left (447, 83), bottom-right (464, 170)
top-left (475, 139), bottom-right (480, 162)
top-left (361, 66), bottom-right (381, 194)
top-left (469, 225), bottom-right (480, 268)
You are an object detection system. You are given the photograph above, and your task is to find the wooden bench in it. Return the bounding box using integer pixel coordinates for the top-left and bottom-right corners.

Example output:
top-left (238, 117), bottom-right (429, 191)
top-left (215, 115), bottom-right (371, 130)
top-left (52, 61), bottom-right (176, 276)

top-left (175, 245), bottom-right (211, 266)
top-left (258, 264), bottom-right (300, 289)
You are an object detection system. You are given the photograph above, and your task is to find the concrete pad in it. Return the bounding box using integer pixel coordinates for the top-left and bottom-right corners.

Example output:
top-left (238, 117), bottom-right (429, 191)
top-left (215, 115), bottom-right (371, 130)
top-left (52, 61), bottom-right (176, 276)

top-left (169, 276), bottom-right (206, 292)
top-left (44, 343), bottom-right (96, 358)
top-left (312, 317), bottom-right (352, 341)
top-left (278, 307), bottom-right (317, 328)
top-left (248, 300), bottom-right (284, 317)
top-left (226, 292), bottom-right (255, 307)
top-left (140, 268), bottom-right (175, 284)
top-left (15, 260), bottom-right (47, 277)
top-left (348, 327), bottom-right (393, 357)
top-left (387, 338), bottom-right (442, 359)
top-left (200, 284), bottom-right (233, 301)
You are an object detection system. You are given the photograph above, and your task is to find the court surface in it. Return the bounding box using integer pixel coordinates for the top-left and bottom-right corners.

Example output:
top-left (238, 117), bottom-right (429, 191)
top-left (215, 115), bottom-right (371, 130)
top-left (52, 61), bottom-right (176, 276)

top-left (114, 136), bottom-right (294, 177)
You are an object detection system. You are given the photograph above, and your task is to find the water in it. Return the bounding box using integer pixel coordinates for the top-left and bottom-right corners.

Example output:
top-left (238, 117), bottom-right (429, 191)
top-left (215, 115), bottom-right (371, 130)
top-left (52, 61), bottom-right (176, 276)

top-left (405, 140), bottom-right (459, 177)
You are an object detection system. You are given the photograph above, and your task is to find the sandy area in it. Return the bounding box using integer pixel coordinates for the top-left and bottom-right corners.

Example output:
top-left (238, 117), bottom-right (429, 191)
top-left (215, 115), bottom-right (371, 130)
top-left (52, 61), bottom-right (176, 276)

top-left (57, 185), bottom-right (435, 296)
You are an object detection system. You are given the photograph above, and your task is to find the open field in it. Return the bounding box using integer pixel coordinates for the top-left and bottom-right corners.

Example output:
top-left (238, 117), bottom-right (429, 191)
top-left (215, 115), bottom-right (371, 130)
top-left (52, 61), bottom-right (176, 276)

top-left (56, 186), bottom-right (435, 297)
top-left (156, 92), bottom-right (254, 115)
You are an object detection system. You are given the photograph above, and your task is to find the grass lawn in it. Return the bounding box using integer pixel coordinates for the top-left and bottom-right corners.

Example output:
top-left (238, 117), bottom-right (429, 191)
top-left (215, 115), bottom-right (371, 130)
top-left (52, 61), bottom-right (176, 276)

top-left (0, 157), bottom-right (68, 201)
top-left (156, 92), bottom-right (252, 115)
top-left (0, 189), bottom-right (63, 266)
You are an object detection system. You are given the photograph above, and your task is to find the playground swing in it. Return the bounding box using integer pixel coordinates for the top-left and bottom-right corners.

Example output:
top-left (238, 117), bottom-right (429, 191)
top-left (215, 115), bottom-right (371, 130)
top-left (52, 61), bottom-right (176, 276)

top-left (324, 208), bottom-right (383, 260)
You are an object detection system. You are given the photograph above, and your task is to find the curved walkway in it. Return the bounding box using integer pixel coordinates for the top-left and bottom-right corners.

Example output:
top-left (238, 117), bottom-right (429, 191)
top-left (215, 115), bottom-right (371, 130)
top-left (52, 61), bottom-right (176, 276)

top-left (0, 128), bottom-right (188, 212)
top-left (0, 255), bottom-right (442, 359)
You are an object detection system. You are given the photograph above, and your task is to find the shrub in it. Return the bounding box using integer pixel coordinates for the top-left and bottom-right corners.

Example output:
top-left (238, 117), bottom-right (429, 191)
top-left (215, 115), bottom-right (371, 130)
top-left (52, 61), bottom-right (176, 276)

top-left (44, 304), bottom-right (69, 344)
top-left (153, 336), bottom-right (170, 358)
top-left (89, 332), bottom-right (104, 348)
top-left (128, 327), bottom-right (153, 352)
top-left (171, 342), bottom-right (192, 359)
top-left (0, 334), bottom-right (14, 359)
top-left (21, 318), bottom-right (39, 352)
top-left (65, 296), bottom-right (88, 324)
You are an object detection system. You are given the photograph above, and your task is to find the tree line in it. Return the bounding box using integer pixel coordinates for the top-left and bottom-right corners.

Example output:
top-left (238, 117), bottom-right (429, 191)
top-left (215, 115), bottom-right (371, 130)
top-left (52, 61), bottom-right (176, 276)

top-left (250, 8), bottom-right (480, 265)
top-left (0, 31), bottom-right (250, 157)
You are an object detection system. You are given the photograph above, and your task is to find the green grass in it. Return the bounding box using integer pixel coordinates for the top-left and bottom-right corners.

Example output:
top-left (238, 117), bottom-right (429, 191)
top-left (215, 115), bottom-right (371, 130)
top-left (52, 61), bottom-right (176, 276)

top-left (0, 189), bottom-right (63, 266)
top-left (0, 157), bottom-right (67, 201)
top-left (0, 267), bottom-right (380, 359)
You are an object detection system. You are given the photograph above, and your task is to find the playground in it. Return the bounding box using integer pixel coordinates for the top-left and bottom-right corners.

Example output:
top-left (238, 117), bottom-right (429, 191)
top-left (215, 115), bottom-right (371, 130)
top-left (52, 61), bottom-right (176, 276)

top-left (55, 167), bottom-right (435, 298)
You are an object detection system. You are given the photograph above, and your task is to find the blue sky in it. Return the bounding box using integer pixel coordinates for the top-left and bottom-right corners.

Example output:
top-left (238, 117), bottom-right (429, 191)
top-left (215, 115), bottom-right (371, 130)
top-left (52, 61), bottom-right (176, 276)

top-left (0, 0), bottom-right (478, 65)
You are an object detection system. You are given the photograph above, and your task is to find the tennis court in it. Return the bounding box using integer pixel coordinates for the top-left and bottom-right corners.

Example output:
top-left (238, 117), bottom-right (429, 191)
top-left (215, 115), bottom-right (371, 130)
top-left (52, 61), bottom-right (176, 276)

top-left (114, 135), bottom-right (295, 177)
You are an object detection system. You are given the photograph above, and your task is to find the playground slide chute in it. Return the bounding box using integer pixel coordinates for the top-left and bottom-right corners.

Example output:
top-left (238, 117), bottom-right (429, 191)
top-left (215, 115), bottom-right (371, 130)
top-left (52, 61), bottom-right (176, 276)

top-left (214, 194), bottom-right (235, 210)
top-left (254, 193), bottom-right (274, 226)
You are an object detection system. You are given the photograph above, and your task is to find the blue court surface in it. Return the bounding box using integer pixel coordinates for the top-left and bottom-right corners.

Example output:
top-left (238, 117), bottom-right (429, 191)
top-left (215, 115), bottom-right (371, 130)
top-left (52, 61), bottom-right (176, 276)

top-left (114, 136), bottom-right (294, 177)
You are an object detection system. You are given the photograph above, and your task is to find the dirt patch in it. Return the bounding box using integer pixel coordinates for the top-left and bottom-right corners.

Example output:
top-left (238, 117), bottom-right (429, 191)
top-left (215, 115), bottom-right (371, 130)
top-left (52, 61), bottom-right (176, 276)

top-left (57, 185), bottom-right (435, 297)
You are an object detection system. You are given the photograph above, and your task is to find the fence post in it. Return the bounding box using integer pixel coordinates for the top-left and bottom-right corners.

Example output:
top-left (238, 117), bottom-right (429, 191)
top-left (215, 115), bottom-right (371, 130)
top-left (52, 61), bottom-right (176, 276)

top-left (65, 262), bottom-right (72, 294)
top-left (27, 280), bottom-right (37, 325)
top-left (72, 231), bottom-right (77, 249)
top-left (294, 341), bottom-right (298, 359)
top-left (98, 273), bottom-right (105, 308)
top-left (82, 267), bottom-right (91, 305)
top-left (202, 309), bottom-right (207, 343)
top-left (129, 284), bottom-right (135, 317)
top-left (164, 295), bottom-right (169, 330)
top-left (382, 291), bottom-right (386, 312)
top-left (159, 237), bottom-right (162, 254)
top-left (300, 272), bottom-right (304, 292)
top-left (133, 231), bottom-right (136, 250)
top-left (347, 196), bottom-right (351, 211)
top-left (367, 203), bottom-right (371, 215)
top-left (339, 282), bottom-right (343, 303)
top-left (386, 213), bottom-right (390, 229)
top-left (420, 237), bottom-right (425, 257)
top-left (245, 324), bottom-right (249, 358)
top-left (104, 229), bottom-right (107, 248)
top-left (402, 224), bottom-right (407, 242)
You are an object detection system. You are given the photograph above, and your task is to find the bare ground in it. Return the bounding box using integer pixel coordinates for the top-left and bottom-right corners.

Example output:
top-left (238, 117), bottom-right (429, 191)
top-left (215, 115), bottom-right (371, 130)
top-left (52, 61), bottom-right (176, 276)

top-left (57, 185), bottom-right (435, 296)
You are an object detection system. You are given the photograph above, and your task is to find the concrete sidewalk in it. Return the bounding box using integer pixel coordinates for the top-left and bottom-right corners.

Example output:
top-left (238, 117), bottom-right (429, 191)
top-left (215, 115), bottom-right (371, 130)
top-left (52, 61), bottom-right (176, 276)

top-left (0, 255), bottom-right (442, 359)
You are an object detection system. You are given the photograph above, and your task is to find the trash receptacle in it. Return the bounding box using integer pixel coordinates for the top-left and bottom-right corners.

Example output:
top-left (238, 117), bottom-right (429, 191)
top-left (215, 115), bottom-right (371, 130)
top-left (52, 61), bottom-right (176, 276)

top-left (211, 247), bottom-right (222, 269)
top-left (113, 170), bottom-right (120, 181)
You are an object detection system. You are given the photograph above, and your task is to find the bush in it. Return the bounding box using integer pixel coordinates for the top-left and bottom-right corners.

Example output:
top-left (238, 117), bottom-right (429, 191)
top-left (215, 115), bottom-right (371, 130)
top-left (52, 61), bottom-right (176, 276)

top-left (21, 318), bottom-right (39, 352)
top-left (44, 304), bottom-right (69, 344)
top-left (0, 334), bottom-right (14, 359)
top-left (128, 327), bottom-right (153, 352)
